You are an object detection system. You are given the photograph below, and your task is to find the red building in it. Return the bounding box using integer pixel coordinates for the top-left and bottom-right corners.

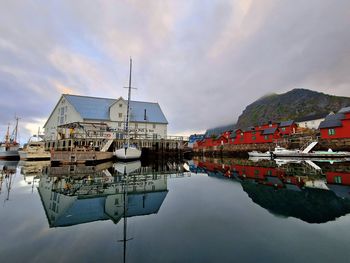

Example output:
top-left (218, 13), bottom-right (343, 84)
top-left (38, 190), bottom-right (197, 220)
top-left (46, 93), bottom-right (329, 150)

top-left (195, 119), bottom-right (298, 149)
top-left (319, 107), bottom-right (350, 139)
top-left (278, 120), bottom-right (297, 136)
top-left (326, 172), bottom-right (350, 185)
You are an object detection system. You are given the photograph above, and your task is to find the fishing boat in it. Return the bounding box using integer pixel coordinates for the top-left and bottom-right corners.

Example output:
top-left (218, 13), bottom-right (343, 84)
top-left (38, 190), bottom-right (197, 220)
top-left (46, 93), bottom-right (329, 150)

top-left (18, 135), bottom-right (50, 160)
top-left (114, 58), bottom-right (142, 160)
top-left (273, 141), bottom-right (350, 159)
top-left (0, 118), bottom-right (20, 159)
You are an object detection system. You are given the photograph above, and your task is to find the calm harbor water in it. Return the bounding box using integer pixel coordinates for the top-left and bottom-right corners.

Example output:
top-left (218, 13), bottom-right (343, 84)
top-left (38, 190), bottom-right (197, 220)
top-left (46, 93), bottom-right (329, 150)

top-left (1, 157), bottom-right (350, 263)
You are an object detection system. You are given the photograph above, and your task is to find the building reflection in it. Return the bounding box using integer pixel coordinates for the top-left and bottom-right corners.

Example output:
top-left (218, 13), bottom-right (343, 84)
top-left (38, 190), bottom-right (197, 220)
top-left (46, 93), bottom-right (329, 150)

top-left (194, 157), bottom-right (350, 223)
top-left (38, 159), bottom-right (187, 228)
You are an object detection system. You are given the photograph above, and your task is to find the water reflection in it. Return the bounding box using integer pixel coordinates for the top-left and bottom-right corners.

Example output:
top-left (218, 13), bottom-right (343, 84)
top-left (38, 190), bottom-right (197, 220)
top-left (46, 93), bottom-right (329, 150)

top-left (0, 160), bottom-right (19, 202)
top-left (2, 158), bottom-right (350, 262)
top-left (38, 164), bottom-right (169, 228)
top-left (193, 157), bottom-right (350, 223)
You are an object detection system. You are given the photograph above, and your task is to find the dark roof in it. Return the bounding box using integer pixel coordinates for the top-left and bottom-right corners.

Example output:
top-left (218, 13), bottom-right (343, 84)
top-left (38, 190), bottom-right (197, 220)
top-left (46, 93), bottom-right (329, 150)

top-left (230, 132), bottom-right (237, 139)
top-left (279, 120), bottom-right (294, 127)
top-left (243, 126), bottom-right (255, 132)
top-left (262, 127), bottom-right (278, 135)
top-left (338, 106), bottom-right (350, 114)
top-left (295, 112), bottom-right (330, 122)
top-left (318, 113), bottom-right (344, 129)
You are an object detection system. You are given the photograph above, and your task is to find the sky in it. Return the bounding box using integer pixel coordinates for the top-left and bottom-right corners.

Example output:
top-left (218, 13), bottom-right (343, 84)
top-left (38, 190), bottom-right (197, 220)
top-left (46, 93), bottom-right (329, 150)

top-left (1, 0), bottom-right (350, 143)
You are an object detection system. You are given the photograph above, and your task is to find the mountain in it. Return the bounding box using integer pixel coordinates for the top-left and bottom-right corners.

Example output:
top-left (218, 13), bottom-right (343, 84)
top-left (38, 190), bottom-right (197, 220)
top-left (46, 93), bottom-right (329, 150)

top-left (235, 88), bottom-right (350, 129)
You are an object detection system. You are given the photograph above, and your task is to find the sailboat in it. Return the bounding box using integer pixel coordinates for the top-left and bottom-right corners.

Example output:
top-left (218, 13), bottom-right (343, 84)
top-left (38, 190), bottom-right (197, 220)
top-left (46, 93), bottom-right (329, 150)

top-left (0, 118), bottom-right (20, 159)
top-left (114, 58), bottom-right (142, 160)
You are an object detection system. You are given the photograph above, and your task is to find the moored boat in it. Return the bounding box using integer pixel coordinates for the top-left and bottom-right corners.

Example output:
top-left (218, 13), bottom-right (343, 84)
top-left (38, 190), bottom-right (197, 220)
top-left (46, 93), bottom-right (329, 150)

top-left (248, 151), bottom-right (272, 158)
top-left (114, 58), bottom-right (142, 160)
top-left (18, 141), bottom-right (50, 160)
top-left (0, 118), bottom-right (20, 159)
top-left (273, 144), bottom-right (350, 159)
top-left (115, 144), bottom-right (141, 160)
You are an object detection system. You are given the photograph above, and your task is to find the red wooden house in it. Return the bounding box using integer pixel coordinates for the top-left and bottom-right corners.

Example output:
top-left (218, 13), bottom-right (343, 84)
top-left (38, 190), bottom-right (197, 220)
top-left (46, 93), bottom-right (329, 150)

top-left (326, 171), bottom-right (350, 185)
top-left (278, 120), bottom-right (297, 136)
top-left (319, 107), bottom-right (350, 139)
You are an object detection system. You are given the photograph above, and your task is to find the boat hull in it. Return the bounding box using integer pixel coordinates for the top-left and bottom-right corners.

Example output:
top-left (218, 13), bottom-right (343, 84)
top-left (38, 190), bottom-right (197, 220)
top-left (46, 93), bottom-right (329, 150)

top-left (115, 147), bottom-right (141, 160)
top-left (274, 152), bottom-right (350, 158)
top-left (0, 150), bottom-right (19, 159)
top-left (18, 151), bottom-right (51, 160)
top-left (248, 151), bottom-right (272, 157)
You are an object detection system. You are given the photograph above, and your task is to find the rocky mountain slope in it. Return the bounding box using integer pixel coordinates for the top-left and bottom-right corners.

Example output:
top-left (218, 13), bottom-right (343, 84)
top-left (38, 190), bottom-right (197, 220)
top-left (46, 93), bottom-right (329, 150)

top-left (235, 89), bottom-right (350, 129)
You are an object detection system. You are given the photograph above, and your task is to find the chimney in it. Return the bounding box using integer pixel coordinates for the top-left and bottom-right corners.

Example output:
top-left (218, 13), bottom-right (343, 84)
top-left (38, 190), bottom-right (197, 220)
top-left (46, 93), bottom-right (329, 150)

top-left (144, 109), bottom-right (147, 120)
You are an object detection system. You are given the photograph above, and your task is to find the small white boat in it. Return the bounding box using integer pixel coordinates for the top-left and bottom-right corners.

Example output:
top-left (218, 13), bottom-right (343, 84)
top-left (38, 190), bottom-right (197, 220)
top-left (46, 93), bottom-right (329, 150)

top-left (18, 141), bottom-right (50, 160)
top-left (248, 151), bottom-right (272, 158)
top-left (273, 144), bottom-right (350, 159)
top-left (115, 144), bottom-right (141, 160)
top-left (273, 146), bottom-right (301, 157)
top-left (114, 58), bottom-right (142, 160)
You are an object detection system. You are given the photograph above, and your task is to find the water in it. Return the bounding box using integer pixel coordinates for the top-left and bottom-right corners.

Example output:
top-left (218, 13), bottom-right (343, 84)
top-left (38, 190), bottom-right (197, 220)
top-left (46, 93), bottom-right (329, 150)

top-left (1, 157), bottom-right (350, 263)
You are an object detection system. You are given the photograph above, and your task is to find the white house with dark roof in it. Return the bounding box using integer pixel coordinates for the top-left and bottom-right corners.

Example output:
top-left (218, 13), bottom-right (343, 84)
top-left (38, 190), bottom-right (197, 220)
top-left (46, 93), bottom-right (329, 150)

top-left (43, 94), bottom-right (168, 140)
top-left (296, 112), bottom-right (333, 130)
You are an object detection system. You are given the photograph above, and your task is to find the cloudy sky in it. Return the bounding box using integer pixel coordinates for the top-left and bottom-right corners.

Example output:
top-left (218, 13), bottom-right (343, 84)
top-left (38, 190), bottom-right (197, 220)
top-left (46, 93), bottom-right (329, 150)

top-left (1, 0), bottom-right (350, 142)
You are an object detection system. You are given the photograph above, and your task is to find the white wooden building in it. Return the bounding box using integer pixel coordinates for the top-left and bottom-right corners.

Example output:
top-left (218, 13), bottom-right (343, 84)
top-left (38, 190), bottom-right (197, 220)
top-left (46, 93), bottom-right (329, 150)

top-left (295, 112), bottom-right (333, 130)
top-left (43, 94), bottom-right (168, 140)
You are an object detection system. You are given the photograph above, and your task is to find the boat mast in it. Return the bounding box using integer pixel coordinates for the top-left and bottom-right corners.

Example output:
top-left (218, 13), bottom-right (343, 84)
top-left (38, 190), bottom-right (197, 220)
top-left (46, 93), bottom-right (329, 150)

top-left (5, 124), bottom-right (10, 145)
top-left (125, 58), bottom-right (132, 147)
top-left (118, 170), bottom-right (133, 263)
top-left (14, 117), bottom-right (19, 143)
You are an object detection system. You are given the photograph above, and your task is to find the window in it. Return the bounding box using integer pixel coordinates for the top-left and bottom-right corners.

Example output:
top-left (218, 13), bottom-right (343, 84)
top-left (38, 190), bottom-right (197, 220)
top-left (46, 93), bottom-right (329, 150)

top-left (153, 124), bottom-right (156, 129)
top-left (328, 129), bottom-right (336, 135)
top-left (118, 122), bottom-right (121, 127)
top-left (119, 104), bottom-right (123, 107)
top-left (252, 136), bottom-right (256, 140)
top-left (282, 127), bottom-right (286, 131)
top-left (334, 176), bottom-right (342, 184)
top-left (118, 113), bottom-right (122, 118)
top-left (135, 123), bottom-right (138, 129)
top-left (265, 135), bottom-right (269, 140)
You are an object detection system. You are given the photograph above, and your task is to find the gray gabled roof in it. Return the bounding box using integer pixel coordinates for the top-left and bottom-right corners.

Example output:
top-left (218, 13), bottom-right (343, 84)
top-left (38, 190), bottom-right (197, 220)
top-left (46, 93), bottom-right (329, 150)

top-left (318, 113), bottom-right (344, 129)
top-left (279, 120), bottom-right (294, 127)
top-left (230, 132), bottom-right (237, 139)
top-left (262, 127), bottom-right (278, 135)
top-left (295, 112), bottom-right (330, 122)
top-left (204, 124), bottom-right (235, 138)
top-left (64, 94), bottom-right (168, 124)
top-left (338, 106), bottom-right (350, 114)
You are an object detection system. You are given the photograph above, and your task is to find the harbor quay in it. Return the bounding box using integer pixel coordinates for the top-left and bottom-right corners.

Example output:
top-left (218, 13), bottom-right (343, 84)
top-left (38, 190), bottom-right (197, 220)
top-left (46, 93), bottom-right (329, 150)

top-left (45, 131), bottom-right (188, 165)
